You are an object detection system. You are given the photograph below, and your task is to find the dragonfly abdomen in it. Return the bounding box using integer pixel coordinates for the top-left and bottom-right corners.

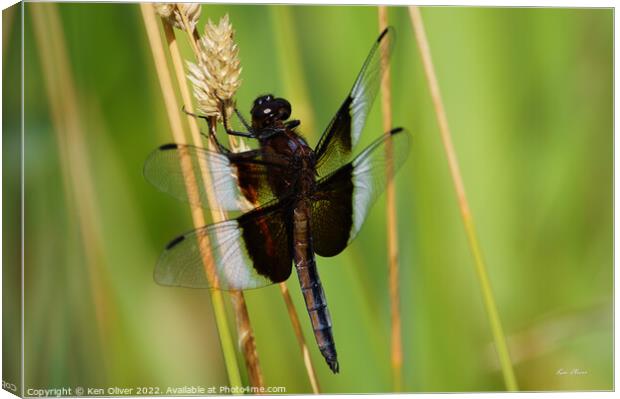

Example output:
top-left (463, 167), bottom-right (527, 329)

top-left (292, 201), bottom-right (339, 373)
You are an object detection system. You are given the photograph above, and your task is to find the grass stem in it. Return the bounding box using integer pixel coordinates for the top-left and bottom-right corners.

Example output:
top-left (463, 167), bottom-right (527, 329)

top-left (177, 7), bottom-right (319, 388)
top-left (140, 4), bottom-right (243, 389)
top-left (408, 6), bottom-right (518, 391)
top-left (378, 6), bottom-right (403, 392)
top-left (279, 283), bottom-right (321, 393)
top-left (162, 15), bottom-right (264, 389)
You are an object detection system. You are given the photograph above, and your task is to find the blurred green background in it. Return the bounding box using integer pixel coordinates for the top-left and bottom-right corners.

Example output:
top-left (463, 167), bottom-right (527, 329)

top-left (2, 3), bottom-right (612, 393)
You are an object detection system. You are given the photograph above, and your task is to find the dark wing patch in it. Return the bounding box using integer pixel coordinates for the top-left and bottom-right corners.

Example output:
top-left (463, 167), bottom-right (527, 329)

top-left (144, 144), bottom-right (290, 212)
top-left (311, 165), bottom-right (354, 257)
top-left (154, 200), bottom-right (293, 289)
top-left (314, 27), bottom-right (395, 178)
top-left (312, 128), bottom-right (410, 257)
top-left (238, 201), bottom-right (293, 283)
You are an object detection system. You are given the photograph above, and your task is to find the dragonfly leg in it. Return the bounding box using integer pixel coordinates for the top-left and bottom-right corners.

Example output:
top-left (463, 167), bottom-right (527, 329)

top-left (286, 119), bottom-right (301, 130)
top-left (203, 117), bottom-right (232, 154)
top-left (181, 105), bottom-right (209, 122)
top-left (221, 103), bottom-right (257, 141)
top-left (234, 107), bottom-right (254, 132)
top-left (226, 129), bottom-right (255, 138)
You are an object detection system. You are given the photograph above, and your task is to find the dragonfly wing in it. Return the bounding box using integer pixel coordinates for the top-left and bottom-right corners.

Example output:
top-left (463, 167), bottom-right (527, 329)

top-left (312, 128), bottom-right (410, 257)
top-left (314, 28), bottom-right (395, 178)
top-left (155, 200), bottom-right (293, 290)
top-left (144, 144), bottom-right (289, 212)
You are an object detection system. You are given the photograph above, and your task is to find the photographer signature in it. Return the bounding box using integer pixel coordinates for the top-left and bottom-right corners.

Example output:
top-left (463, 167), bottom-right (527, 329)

top-left (556, 368), bottom-right (588, 376)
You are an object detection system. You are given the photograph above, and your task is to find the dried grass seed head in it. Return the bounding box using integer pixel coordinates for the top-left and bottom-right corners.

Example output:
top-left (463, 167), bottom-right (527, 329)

top-left (187, 14), bottom-right (242, 120)
top-left (154, 3), bottom-right (201, 32)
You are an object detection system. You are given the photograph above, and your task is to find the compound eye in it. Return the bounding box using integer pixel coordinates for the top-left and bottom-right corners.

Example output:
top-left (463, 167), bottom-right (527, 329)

top-left (273, 99), bottom-right (291, 120)
top-left (251, 104), bottom-right (272, 122)
top-left (253, 94), bottom-right (274, 107)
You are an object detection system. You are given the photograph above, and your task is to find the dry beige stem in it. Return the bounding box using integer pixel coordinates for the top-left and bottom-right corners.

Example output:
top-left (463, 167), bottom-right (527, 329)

top-left (408, 6), bottom-right (518, 391)
top-left (187, 14), bottom-right (242, 120)
top-left (163, 10), bottom-right (262, 386)
top-left (141, 4), bottom-right (244, 386)
top-left (178, 9), bottom-right (315, 388)
top-left (377, 7), bottom-right (402, 392)
top-left (154, 3), bottom-right (201, 32)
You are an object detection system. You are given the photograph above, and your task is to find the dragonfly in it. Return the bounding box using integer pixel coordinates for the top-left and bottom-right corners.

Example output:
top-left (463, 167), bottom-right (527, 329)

top-left (144, 27), bottom-right (410, 373)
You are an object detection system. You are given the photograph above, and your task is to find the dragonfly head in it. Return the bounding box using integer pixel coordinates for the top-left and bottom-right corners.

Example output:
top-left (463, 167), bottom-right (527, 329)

top-left (251, 94), bottom-right (292, 131)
